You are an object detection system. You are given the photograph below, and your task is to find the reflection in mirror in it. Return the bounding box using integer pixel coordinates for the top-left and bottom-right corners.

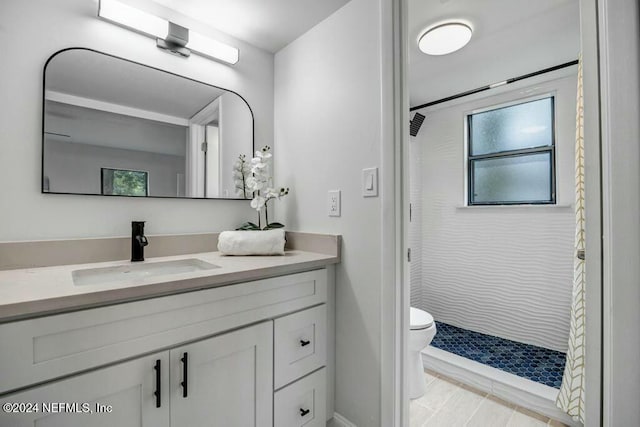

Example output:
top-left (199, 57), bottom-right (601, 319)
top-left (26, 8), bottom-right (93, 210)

top-left (42, 48), bottom-right (253, 199)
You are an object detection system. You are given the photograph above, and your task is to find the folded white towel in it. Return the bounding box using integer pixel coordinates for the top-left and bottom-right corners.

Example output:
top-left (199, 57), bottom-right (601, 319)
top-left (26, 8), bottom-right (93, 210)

top-left (217, 229), bottom-right (286, 256)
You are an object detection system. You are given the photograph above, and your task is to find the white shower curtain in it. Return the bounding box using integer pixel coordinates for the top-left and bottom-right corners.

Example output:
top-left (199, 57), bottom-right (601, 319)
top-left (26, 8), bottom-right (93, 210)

top-left (556, 56), bottom-right (586, 424)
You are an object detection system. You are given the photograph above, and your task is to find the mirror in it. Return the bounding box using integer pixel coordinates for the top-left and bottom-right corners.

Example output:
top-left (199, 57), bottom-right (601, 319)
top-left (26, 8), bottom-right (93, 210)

top-left (42, 48), bottom-right (253, 199)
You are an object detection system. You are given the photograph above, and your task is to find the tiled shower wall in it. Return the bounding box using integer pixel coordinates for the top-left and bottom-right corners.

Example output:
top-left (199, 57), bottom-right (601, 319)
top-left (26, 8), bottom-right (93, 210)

top-left (409, 75), bottom-right (577, 352)
top-left (409, 134), bottom-right (423, 309)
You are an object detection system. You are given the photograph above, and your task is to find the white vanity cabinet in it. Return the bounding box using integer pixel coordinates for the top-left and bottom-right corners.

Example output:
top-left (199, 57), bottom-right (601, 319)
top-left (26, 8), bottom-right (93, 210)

top-left (0, 268), bottom-right (333, 427)
top-left (274, 304), bottom-right (327, 389)
top-left (0, 352), bottom-right (171, 427)
top-left (169, 321), bottom-right (273, 427)
top-left (0, 321), bottom-right (273, 427)
top-left (275, 368), bottom-right (327, 427)
top-left (272, 304), bottom-right (328, 427)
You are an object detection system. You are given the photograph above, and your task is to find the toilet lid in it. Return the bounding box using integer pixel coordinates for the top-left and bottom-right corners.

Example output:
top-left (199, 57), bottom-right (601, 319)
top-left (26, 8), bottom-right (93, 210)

top-left (410, 307), bottom-right (434, 330)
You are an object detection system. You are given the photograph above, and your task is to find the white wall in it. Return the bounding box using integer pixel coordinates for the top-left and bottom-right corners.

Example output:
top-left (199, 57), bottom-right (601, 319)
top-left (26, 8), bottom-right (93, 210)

top-left (218, 92), bottom-right (253, 198)
top-left (0, 0), bottom-right (272, 241)
top-left (413, 74), bottom-right (577, 352)
top-left (44, 140), bottom-right (185, 197)
top-left (274, 0), bottom-right (389, 424)
top-left (598, 0), bottom-right (640, 424)
top-left (45, 100), bottom-right (188, 156)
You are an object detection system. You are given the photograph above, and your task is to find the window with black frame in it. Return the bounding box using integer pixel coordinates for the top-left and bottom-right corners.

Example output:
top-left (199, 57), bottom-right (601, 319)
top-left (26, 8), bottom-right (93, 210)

top-left (467, 96), bottom-right (556, 205)
top-left (101, 168), bottom-right (149, 197)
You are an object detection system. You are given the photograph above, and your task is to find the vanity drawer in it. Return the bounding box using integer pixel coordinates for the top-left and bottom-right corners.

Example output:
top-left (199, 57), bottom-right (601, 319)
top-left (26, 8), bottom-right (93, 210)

top-left (274, 368), bottom-right (326, 427)
top-left (0, 269), bottom-right (327, 395)
top-left (274, 304), bottom-right (326, 389)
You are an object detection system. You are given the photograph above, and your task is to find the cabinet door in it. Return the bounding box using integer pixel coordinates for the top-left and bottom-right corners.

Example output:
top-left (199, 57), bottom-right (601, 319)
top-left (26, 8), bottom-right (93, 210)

top-left (170, 321), bottom-right (273, 427)
top-left (0, 352), bottom-right (169, 427)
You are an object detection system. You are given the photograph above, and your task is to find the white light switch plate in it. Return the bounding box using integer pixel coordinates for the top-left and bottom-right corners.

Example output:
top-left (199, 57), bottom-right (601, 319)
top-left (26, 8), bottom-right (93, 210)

top-left (328, 190), bottom-right (341, 217)
top-left (362, 167), bottom-right (378, 197)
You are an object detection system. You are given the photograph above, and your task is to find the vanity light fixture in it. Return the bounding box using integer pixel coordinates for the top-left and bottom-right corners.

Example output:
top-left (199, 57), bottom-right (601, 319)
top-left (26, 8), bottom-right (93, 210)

top-left (98, 0), bottom-right (239, 64)
top-left (418, 22), bottom-right (472, 56)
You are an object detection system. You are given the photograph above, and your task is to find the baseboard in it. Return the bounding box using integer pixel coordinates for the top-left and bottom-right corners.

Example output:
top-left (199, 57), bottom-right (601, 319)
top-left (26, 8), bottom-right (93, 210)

top-left (422, 347), bottom-right (581, 427)
top-left (328, 412), bottom-right (357, 427)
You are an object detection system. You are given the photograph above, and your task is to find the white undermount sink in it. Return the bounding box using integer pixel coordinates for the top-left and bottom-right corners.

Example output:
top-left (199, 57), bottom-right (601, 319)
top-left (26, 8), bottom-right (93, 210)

top-left (72, 258), bottom-right (220, 286)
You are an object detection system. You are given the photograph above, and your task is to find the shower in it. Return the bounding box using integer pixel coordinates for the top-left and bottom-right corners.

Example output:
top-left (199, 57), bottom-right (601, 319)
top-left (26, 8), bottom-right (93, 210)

top-left (407, 0), bottom-right (583, 423)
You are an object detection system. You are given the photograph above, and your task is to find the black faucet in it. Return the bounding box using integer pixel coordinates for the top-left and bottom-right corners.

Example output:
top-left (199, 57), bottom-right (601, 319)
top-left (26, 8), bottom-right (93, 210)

top-left (131, 221), bottom-right (149, 262)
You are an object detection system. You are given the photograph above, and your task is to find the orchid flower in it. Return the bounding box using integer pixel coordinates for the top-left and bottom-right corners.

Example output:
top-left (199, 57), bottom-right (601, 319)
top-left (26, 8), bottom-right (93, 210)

top-left (238, 146), bottom-right (290, 229)
top-left (250, 195), bottom-right (265, 211)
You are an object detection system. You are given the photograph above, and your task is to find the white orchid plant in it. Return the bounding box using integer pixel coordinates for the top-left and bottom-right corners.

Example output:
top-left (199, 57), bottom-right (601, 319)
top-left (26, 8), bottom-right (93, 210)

top-left (235, 146), bottom-right (290, 230)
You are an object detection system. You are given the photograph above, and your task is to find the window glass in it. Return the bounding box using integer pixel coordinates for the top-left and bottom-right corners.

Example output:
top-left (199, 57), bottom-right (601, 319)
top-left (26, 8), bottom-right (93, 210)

top-left (467, 96), bottom-right (555, 205)
top-left (471, 153), bottom-right (552, 204)
top-left (101, 168), bottom-right (148, 197)
top-left (469, 97), bottom-right (553, 156)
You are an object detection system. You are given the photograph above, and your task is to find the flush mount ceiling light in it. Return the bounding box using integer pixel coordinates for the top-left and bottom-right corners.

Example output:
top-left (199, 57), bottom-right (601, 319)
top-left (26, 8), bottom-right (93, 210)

top-left (418, 22), bottom-right (472, 56)
top-left (98, 0), bottom-right (239, 65)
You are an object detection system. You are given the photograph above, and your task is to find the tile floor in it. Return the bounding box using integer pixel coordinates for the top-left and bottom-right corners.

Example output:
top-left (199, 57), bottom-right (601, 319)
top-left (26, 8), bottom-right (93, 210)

top-left (410, 370), bottom-right (568, 427)
top-left (431, 322), bottom-right (566, 389)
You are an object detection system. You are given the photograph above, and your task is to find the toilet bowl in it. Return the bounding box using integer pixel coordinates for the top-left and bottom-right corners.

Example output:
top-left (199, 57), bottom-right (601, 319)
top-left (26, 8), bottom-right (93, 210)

top-left (409, 307), bottom-right (436, 399)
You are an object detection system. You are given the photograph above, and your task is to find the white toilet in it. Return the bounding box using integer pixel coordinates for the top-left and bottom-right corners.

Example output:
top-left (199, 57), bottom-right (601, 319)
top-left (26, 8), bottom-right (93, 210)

top-left (409, 307), bottom-right (437, 399)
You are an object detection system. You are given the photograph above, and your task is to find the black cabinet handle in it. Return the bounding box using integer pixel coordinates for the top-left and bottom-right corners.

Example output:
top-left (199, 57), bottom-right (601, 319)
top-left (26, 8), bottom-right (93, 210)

top-left (300, 408), bottom-right (310, 417)
top-left (153, 359), bottom-right (161, 408)
top-left (300, 339), bottom-right (311, 347)
top-left (181, 352), bottom-right (188, 398)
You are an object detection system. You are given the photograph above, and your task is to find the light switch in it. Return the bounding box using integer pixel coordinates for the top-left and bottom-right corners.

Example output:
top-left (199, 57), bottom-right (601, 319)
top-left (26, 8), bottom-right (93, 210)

top-left (366, 174), bottom-right (374, 191)
top-left (328, 190), bottom-right (341, 217)
top-left (362, 168), bottom-right (378, 197)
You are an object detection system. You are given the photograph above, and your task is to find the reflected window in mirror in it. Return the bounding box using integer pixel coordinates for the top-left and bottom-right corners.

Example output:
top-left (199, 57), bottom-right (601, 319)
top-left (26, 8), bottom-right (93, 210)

top-left (101, 168), bottom-right (149, 197)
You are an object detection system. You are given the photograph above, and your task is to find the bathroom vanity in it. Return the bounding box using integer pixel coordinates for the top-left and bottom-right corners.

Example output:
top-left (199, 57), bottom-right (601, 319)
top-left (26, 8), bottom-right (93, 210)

top-left (0, 238), bottom-right (339, 427)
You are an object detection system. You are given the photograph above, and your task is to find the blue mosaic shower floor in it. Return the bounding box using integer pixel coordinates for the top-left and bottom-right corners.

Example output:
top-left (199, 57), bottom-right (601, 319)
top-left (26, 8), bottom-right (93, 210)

top-left (431, 322), bottom-right (566, 389)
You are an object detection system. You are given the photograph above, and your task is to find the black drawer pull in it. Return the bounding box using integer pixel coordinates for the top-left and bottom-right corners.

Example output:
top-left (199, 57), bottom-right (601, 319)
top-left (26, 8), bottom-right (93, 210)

top-left (300, 408), bottom-right (310, 417)
top-left (181, 352), bottom-right (188, 398)
top-left (153, 359), bottom-right (161, 408)
top-left (300, 339), bottom-right (311, 347)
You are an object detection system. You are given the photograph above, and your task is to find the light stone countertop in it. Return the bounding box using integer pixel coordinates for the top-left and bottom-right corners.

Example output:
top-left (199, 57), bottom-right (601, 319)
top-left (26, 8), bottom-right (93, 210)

top-left (0, 250), bottom-right (338, 323)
